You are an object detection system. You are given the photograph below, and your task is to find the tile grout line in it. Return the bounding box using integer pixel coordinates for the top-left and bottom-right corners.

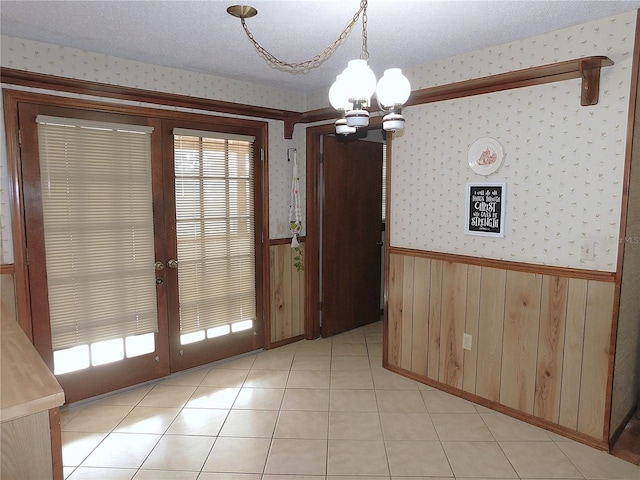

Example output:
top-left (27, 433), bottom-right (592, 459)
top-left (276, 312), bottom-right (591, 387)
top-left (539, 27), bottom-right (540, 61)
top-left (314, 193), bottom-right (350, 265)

top-left (61, 321), bottom-right (637, 479)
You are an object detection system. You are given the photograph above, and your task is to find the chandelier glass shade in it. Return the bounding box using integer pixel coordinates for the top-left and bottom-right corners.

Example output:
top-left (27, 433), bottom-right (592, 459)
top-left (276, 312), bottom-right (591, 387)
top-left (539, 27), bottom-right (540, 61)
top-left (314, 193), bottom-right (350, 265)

top-left (376, 68), bottom-right (412, 132)
top-left (328, 73), bottom-right (357, 135)
top-left (329, 62), bottom-right (411, 133)
top-left (328, 74), bottom-right (350, 112)
top-left (228, 0), bottom-right (411, 134)
top-left (327, 2), bottom-right (411, 134)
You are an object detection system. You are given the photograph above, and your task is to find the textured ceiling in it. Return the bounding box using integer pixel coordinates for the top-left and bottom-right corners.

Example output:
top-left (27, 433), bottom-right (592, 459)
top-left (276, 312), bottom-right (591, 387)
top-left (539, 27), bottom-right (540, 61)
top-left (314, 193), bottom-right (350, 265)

top-left (2, 0), bottom-right (639, 93)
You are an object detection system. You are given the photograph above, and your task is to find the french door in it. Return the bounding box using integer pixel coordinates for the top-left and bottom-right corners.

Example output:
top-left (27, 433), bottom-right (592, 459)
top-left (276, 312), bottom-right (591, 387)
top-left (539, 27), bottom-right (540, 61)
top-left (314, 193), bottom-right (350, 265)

top-left (163, 120), bottom-right (265, 372)
top-left (18, 103), bottom-right (265, 403)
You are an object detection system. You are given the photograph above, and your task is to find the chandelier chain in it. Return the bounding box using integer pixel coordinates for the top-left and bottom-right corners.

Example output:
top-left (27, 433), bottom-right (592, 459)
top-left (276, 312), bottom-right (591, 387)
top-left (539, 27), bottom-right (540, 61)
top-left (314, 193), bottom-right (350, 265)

top-left (361, 1), bottom-right (369, 60)
top-left (240, 0), bottom-right (368, 74)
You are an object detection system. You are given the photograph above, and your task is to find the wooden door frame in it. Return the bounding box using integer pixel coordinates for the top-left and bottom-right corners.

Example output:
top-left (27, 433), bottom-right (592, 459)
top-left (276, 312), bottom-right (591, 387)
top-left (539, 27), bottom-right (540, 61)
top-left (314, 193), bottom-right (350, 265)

top-left (161, 117), bottom-right (268, 370)
top-left (304, 117), bottom-right (389, 340)
top-left (3, 88), bottom-right (271, 385)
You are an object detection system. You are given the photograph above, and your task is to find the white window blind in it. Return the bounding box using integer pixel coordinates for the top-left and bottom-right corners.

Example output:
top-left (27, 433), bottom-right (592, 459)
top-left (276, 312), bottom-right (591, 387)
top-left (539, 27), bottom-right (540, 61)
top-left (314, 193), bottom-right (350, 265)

top-left (173, 131), bottom-right (256, 335)
top-left (36, 116), bottom-right (158, 351)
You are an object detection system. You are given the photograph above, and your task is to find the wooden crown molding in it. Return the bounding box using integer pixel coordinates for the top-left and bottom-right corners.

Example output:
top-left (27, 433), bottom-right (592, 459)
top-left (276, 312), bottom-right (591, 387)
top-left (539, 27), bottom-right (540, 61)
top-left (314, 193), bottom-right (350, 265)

top-left (302, 56), bottom-right (614, 123)
top-left (0, 67), bottom-right (302, 139)
top-left (2, 56), bottom-right (613, 138)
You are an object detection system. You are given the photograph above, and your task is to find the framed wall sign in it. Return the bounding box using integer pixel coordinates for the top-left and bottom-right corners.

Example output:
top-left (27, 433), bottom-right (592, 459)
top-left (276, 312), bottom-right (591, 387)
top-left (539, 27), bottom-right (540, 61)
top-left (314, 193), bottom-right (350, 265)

top-left (465, 182), bottom-right (506, 237)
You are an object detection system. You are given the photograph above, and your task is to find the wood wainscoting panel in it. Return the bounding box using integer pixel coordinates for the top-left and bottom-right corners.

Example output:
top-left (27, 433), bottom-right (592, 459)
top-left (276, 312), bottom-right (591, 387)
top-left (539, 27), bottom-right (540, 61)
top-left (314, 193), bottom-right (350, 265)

top-left (463, 265), bottom-right (482, 394)
top-left (427, 260), bottom-right (443, 381)
top-left (400, 256), bottom-right (416, 371)
top-left (439, 261), bottom-right (467, 389)
top-left (269, 243), bottom-right (304, 344)
top-left (475, 267), bottom-right (507, 402)
top-left (500, 270), bottom-right (543, 414)
top-left (577, 280), bottom-right (615, 438)
top-left (411, 257), bottom-right (431, 376)
top-left (559, 278), bottom-right (588, 430)
top-left (385, 249), bottom-right (616, 445)
top-left (290, 251), bottom-right (303, 340)
top-left (387, 253), bottom-right (404, 366)
top-left (534, 275), bottom-right (569, 423)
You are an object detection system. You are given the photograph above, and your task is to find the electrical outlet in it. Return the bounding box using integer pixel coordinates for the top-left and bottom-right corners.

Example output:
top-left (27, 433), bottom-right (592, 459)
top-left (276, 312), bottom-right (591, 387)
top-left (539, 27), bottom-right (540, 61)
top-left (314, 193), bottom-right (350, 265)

top-left (580, 239), bottom-right (595, 261)
top-left (463, 333), bottom-right (472, 351)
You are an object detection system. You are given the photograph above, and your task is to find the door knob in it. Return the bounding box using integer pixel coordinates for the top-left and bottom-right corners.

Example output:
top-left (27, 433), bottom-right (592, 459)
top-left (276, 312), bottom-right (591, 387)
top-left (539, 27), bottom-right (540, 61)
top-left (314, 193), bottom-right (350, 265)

top-left (154, 261), bottom-right (165, 271)
top-left (376, 241), bottom-right (384, 246)
top-left (167, 259), bottom-right (178, 269)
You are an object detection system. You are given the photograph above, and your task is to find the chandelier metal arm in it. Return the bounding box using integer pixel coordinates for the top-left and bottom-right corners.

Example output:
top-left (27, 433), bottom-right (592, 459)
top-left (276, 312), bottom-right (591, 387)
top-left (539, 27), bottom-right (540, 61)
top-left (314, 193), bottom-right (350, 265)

top-left (237, 0), bottom-right (368, 74)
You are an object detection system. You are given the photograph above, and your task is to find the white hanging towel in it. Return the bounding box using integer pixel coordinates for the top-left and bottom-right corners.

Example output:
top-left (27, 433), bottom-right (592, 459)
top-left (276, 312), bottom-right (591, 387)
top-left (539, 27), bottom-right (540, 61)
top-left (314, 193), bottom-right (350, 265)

top-left (288, 150), bottom-right (302, 248)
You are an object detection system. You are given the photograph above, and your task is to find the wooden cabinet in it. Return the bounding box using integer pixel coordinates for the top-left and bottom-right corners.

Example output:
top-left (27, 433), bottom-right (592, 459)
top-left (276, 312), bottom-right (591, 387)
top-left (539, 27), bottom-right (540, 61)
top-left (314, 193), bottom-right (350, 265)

top-left (1, 312), bottom-right (65, 480)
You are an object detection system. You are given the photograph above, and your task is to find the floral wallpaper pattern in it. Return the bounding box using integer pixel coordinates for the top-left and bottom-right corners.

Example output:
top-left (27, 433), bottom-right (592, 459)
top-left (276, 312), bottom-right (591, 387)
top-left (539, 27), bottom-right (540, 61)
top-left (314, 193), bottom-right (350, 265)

top-left (0, 36), bottom-right (307, 263)
top-left (1, 10), bottom-right (637, 268)
top-left (1, 37), bottom-right (307, 111)
top-left (389, 11), bottom-right (636, 272)
top-left (267, 121), bottom-right (307, 239)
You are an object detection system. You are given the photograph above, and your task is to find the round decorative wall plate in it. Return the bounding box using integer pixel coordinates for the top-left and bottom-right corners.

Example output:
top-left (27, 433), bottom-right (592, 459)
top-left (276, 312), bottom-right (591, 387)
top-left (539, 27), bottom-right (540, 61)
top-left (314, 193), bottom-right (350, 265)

top-left (468, 137), bottom-right (504, 175)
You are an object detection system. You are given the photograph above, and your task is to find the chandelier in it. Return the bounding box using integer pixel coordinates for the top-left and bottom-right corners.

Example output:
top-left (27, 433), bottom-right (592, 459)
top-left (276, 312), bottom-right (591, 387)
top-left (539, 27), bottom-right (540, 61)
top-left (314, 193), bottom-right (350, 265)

top-left (227, 0), bottom-right (411, 134)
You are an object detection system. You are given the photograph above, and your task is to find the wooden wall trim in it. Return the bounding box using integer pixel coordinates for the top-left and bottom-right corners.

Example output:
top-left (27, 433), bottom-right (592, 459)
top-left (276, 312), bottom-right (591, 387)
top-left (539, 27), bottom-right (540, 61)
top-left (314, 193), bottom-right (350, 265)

top-left (384, 362), bottom-right (610, 451)
top-left (0, 67), bottom-right (302, 139)
top-left (613, 9), bottom-right (640, 340)
top-left (302, 56), bottom-right (614, 124)
top-left (2, 88), bottom-right (276, 131)
top-left (304, 123), bottom-right (335, 340)
top-left (3, 55), bottom-right (614, 138)
top-left (389, 246), bottom-right (616, 282)
top-left (269, 335), bottom-right (305, 350)
top-left (606, 9), bottom-right (640, 441)
top-left (269, 236), bottom-right (306, 246)
top-left (48, 407), bottom-right (62, 480)
top-left (0, 264), bottom-right (15, 274)
top-left (2, 90), bottom-right (33, 340)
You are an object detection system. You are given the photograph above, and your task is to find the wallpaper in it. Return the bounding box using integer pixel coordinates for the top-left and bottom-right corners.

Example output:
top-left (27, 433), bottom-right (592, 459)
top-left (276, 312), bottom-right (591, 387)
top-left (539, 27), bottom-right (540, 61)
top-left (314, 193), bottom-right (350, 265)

top-left (267, 121), bottom-right (307, 239)
top-left (389, 11), bottom-right (636, 271)
top-left (1, 10), bottom-right (637, 268)
top-left (0, 36), bottom-right (308, 111)
top-left (0, 36), bottom-right (307, 263)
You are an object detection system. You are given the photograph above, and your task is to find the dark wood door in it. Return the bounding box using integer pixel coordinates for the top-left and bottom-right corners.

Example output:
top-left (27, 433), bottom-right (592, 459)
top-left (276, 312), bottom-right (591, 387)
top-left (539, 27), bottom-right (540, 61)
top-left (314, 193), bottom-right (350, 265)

top-left (321, 136), bottom-right (383, 337)
top-left (162, 120), bottom-right (265, 372)
top-left (19, 104), bottom-right (170, 403)
top-left (16, 104), bottom-right (266, 402)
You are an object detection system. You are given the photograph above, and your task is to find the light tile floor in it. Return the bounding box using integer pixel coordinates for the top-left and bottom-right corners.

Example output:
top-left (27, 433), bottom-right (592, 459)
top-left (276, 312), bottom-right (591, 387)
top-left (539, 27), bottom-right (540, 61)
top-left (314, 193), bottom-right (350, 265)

top-left (61, 321), bottom-right (640, 480)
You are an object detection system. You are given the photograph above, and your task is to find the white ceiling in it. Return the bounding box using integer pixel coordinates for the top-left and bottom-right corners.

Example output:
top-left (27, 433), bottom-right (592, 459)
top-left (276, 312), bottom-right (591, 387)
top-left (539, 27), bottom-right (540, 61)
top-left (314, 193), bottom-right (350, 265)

top-left (2, 1), bottom-right (639, 93)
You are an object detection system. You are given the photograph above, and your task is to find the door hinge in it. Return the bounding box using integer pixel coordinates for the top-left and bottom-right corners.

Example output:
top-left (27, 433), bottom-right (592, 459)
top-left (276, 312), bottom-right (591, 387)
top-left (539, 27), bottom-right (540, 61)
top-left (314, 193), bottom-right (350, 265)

top-left (260, 148), bottom-right (264, 162)
top-left (318, 301), bottom-right (323, 311)
top-left (319, 152), bottom-right (324, 164)
top-left (18, 129), bottom-right (22, 147)
top-left (261, 231), bottom-right (264, 244)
